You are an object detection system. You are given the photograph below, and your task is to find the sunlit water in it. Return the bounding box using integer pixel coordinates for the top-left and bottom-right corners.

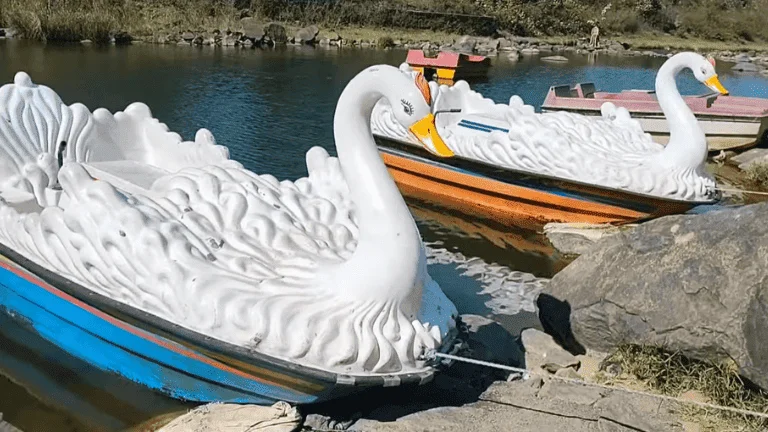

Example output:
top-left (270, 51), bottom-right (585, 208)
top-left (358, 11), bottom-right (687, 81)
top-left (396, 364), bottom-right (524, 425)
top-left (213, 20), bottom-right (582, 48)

top-left (1, 40), bottom-right (768, 431)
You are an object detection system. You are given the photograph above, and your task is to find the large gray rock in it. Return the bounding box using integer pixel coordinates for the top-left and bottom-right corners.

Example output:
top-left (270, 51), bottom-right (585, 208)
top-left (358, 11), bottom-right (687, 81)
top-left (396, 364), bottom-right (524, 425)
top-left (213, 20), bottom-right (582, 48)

top-left (294, 25), bottom-right (319, 44)
top-left (263, 23), bottom-right (287, 45)
top-left (540, 202), bottom-right (768, 391)
top-left (453, 35), bottom-right (477, 54)
top-left (731, 147), bottom-right (768, 170)
top-left (240, 17), bottom-right (265, 42)
top-left (732, 61), bottom-right (761, 73)
top-left (543, 223), bottom-right (630, 256)
top-left (350, 378), bottom-right (684, 432)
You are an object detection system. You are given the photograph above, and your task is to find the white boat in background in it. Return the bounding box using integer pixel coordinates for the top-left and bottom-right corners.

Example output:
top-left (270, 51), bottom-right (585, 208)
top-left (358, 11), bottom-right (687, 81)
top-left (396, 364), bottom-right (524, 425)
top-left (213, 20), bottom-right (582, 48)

top-left (540, 81), bottom-right (768, 152)
top-left (371, 53), bottom-right (728, 227)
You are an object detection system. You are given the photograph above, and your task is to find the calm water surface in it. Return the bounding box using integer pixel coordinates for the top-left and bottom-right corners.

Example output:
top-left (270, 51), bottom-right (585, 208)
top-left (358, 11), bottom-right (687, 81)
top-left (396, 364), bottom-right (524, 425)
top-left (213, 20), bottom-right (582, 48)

top-left (1, 40), bottom-right (768, 431)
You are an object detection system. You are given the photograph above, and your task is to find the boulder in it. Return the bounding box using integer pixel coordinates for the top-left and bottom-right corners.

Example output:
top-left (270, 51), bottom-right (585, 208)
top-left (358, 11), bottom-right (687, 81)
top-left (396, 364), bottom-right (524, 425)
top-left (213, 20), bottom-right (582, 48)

top-left (498, 38), bottom-right (515, 51)
top-left (540, 202), bottom-right (768, 391)
top-left (0, 28), bottom-right (7, 38)
top-left (541, 55), bottom-right (568, 63)
top-left (294, 24), bottom-right (319, 45)
top-left (157, 402), bottom-right (302, 431)
top-left (520, 328), bottom-right (579, 373)
top-left (240, 17), bottom-right (264, 42)
top-left (181, 31), bottom-right (195, 42)
top-left (112, 31), bottom-right (132, 45)
top-left (221, 33), bottom-right (237, 47)
top-left (543, 223), bottom-right (629, 256)
top-left (732, 61), bottom-right (761, 73)
top-left (731, 148), bottom-right (768, 170)
top-left (453, 35), bottom-right (477, 54)
top-left (264, 23), bottom-right (287, 45)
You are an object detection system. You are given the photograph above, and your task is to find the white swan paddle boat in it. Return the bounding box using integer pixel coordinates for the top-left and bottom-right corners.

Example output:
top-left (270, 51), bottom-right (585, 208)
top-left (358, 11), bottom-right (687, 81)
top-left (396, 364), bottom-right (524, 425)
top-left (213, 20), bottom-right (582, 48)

top-left (371, 52), bottom-right (727, 227)
top-left (0, 66), bottom-right (461, 405)
top-left (541, 68), bottom-right (768, 152)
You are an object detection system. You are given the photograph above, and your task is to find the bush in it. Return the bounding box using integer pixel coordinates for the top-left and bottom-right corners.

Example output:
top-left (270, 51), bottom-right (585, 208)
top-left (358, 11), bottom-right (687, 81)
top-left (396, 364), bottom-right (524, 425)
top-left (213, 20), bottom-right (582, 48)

top-left (2, 0), bottom-right (768, 42)
top-left (602, 8), bottom-right (642, 34)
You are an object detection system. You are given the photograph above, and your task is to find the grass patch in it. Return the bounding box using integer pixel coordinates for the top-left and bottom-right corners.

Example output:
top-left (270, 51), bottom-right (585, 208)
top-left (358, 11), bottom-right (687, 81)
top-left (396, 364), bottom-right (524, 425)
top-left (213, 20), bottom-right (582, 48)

top-left (1, 0), bottom-right (768, 48)
top-left (744, 162), bottom-right (768, 189)
top-left (598, 345), bottom-right (768, 431)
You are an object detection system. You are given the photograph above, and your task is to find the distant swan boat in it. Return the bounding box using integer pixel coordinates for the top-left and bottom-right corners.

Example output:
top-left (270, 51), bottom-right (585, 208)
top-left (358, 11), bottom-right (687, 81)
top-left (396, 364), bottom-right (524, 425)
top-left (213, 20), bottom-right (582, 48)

top-left (0, 66), bottom-right (461, 405)
top-left (541, 77), bottom-right (768, 152)
top-left (371, 53), bottom-right (727, 227)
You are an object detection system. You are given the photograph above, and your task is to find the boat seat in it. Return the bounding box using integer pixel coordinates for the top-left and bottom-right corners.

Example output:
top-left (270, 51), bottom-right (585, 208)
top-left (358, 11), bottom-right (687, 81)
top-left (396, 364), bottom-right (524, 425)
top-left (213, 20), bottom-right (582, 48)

top-left (553, 85), bottom-right (573, 98)
top-left (82, 160), bottom-right (170, 198)
top-left (579, 83), bottom-right (596, 98)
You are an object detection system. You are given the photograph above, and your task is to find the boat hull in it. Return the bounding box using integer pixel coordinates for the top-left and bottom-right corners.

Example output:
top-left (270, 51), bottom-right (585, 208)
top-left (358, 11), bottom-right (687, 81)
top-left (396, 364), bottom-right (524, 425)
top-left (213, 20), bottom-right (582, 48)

top-left (0, 244), bottom-right (441, 405)
top-left (376, 137), bottom-right (708, 228)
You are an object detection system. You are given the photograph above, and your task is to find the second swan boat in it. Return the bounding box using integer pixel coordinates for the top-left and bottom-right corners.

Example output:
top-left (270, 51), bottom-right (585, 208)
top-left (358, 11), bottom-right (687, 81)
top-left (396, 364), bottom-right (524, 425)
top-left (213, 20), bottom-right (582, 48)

top-left (0, 66), bottom-right (460, 406)
top-left (371, 52), bottom-right (726, 227)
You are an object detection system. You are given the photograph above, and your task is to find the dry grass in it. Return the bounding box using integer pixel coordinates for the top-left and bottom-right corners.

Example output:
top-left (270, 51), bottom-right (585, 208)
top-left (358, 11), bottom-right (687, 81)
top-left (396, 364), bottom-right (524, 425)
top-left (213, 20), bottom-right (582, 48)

top-left (744, 162), bottom-right (768, 189)
top-left (0, 0), bottom-right (244, 42)
top-left (597, 345), bottom-right (768, 431)
top-left (2, 0), bottom-right (768, 49)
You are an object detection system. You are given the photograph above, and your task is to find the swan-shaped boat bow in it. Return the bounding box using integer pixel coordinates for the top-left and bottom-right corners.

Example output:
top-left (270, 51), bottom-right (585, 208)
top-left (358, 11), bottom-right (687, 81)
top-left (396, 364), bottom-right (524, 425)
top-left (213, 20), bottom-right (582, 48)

top-left (0, 66), bottom-right (461, 405)
top-left (371, 52), bottom-right (729, 226)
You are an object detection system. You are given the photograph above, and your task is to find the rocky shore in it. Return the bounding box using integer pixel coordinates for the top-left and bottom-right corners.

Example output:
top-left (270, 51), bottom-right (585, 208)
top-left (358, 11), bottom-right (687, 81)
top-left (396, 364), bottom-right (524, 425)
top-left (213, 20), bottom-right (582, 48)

top-left (5, 18), bottom-right (768, 70)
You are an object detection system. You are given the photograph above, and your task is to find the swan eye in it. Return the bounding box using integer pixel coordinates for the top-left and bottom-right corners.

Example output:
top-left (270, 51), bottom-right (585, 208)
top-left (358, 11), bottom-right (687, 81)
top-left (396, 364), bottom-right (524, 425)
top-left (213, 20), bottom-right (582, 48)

top-left (401, 99), bottom-right (414, 116)
top-left (700, 67), bottom-right (707, 75)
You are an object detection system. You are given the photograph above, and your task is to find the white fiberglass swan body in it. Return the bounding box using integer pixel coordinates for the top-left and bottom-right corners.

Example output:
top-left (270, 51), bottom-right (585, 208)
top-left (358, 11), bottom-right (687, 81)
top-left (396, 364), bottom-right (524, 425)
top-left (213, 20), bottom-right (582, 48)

top-left (0, 67), bottom-right (458, 376)
top-left (371, 52), bottom-right (729, 203)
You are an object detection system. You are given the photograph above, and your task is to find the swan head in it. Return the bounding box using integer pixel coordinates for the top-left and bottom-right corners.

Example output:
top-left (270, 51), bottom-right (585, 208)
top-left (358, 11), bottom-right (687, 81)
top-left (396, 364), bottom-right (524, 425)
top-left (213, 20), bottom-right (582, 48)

top-left (372, 65), bottom-right (454, 157)
top-left (692, 55), bottom-right (729, 95)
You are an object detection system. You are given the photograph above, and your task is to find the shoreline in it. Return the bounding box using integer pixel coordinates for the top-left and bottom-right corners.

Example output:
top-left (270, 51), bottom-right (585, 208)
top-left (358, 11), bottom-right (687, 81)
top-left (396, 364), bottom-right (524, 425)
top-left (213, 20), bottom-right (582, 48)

top-left (4, 21), bottom-right (768, 64)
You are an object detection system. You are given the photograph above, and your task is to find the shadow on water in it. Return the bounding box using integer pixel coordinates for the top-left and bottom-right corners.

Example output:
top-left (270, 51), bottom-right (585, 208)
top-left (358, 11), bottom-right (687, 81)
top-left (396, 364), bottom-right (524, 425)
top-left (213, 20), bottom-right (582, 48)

top-left (0, 312), bottom-right (192, 432)
top-left (1, 40), bottom-right (768, 430)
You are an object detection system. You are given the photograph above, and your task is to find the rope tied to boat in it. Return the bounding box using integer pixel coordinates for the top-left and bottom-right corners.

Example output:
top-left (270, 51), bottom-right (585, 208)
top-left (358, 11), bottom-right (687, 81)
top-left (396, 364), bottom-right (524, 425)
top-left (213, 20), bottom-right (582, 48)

top-left (420, 349), bottom-right (768, 420)
top-left (711, 186), bottom-right (768, 197)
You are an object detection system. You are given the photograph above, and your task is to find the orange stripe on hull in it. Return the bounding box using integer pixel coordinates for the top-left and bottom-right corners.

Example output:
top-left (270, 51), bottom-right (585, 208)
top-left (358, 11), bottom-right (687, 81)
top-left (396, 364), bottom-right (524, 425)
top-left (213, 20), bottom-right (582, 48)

top-left (381, 152), bottom-right (691, 228)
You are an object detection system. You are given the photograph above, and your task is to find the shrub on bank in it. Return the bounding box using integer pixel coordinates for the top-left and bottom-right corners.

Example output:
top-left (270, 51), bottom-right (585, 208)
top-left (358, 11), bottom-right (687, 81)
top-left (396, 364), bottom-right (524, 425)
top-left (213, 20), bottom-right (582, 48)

top-left (1, 0), bottom-right (768, 43)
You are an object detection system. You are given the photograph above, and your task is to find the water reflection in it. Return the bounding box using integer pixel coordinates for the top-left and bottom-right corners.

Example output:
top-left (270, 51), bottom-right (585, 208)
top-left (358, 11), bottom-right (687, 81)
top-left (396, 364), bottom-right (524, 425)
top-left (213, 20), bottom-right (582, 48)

top-left (0, 312), bottom-right (191, 432)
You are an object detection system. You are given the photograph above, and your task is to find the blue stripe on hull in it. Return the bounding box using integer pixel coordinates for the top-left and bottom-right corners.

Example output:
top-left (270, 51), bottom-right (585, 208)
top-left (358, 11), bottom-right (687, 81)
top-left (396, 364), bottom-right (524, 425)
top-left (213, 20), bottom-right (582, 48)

top-left (0, 264), bottom-right (323, 405)
top-left (458, 119), bottom-right (510, 133)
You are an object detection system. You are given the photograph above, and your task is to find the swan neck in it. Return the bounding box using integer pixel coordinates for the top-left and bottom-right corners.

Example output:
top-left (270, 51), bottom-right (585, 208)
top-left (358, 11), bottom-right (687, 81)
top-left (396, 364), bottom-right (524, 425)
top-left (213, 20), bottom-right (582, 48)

top-left (656, 54), bottom-right (708, 168)
top-left (329, 71), bottom-right (423, 308)
top-left (333, 75), bottom-right (414, 228)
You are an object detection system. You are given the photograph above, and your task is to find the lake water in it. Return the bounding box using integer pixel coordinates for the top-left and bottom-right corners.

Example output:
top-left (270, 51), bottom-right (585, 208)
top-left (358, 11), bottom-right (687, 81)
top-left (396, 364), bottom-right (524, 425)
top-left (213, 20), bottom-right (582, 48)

top-left (1, 40), bottom-right (768, 431)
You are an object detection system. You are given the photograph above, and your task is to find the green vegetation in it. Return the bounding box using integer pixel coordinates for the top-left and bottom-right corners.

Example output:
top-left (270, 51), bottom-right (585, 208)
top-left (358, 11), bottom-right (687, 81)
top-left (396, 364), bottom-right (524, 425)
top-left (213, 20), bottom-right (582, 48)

top-left (1, 0), bottom-right (768, 46)
top-left (598, 344), bottom-right (768, 431)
